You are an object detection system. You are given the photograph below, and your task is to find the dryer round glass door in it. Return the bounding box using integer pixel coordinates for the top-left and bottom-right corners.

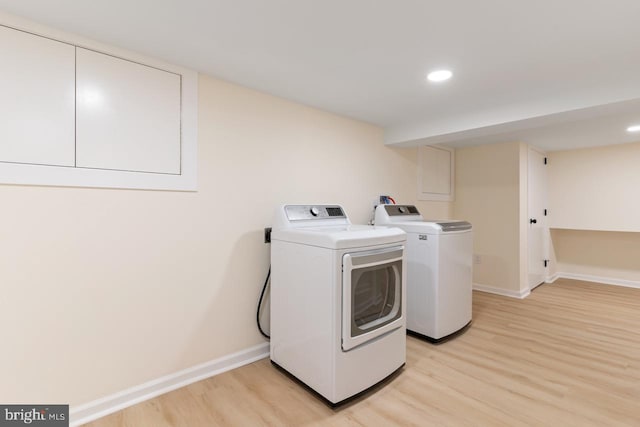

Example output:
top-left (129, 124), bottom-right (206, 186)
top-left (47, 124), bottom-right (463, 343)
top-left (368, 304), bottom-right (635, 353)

top-left (342, 246), bottom-right (404, 351)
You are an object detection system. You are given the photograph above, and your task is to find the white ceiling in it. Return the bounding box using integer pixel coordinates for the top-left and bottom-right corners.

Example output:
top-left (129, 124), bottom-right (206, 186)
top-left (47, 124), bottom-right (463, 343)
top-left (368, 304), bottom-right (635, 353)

top-left (1, 0), bottom-right (640, 151)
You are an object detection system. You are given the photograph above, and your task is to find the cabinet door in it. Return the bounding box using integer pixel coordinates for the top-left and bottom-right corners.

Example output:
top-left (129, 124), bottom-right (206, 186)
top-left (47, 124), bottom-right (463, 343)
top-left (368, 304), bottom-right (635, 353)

top-left (76, 48), bottom-right (181, 174)
top-left (0, 25), bottom-right (75, 166)
top-left (418, 145), bottom-right (454, 201)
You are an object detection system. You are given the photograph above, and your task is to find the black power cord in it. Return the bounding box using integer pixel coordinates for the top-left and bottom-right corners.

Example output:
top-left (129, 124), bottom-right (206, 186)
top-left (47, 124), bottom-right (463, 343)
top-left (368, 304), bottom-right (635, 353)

top-left (256, 266), bottom-right (271, 339)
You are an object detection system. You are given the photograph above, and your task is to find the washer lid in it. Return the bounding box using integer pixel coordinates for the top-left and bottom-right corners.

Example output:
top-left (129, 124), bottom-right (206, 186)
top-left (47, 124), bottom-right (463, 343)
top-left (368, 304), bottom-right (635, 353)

top-left (271, 224), bottom-right (406, 249)
top-left (382, 220), bottom-right (472, 234)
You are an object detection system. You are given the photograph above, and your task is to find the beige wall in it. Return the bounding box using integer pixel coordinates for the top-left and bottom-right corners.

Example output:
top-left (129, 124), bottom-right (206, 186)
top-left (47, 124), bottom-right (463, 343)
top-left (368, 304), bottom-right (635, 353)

top-left (453, 141), bottom-right (527, 292)
top-left (0, 74), bottom-right (450, 406)
top-left (551, 229), bottom-right (640, 282)
top-left (548, 141), bottom-right (640, 283)
top-left (548, 141), bottom-right (640, 232)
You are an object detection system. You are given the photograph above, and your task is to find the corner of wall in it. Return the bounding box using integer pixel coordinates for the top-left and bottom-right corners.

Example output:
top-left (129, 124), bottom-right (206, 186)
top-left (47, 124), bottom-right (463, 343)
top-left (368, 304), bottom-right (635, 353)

top-left (453, 141), bottom-right (526, 293)
top-left (546, 230), bottom-right (558, 282)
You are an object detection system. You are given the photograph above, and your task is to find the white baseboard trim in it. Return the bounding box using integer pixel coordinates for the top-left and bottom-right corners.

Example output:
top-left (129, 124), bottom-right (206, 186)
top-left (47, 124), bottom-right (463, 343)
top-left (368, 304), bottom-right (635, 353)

top-left (70, 342), bottom-right (270, 426)
top-left (545, 273), bottom-right (560, 283)
top-left (473, 283), bottom-right (530, 299)
top-left (552, 272), bottom-right (640, 289)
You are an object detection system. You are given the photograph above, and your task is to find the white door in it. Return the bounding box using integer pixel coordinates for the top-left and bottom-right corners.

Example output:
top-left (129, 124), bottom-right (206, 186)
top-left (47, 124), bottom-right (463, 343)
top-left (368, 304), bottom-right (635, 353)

top-left (0, 25), bottom-right (76, 167)
top-left (528, 148), bottom-right (548, 290)
top-left (76, 48), bottom-right (182, 174)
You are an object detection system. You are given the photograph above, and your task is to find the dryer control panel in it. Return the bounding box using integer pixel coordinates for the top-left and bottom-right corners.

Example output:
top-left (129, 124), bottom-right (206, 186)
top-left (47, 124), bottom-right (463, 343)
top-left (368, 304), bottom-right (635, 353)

top-left (285, 205), bottom-right (346, 221)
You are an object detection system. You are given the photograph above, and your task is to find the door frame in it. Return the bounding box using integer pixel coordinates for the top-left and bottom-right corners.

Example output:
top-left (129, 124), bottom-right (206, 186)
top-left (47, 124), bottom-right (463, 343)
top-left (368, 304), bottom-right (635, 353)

top-left (527, 147), bottom-right (549, 290)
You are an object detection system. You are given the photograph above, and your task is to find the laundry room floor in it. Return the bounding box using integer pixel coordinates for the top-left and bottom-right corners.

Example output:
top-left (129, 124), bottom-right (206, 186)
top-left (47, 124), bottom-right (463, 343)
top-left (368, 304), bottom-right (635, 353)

top-left (85, 279), bottom-right (640, 426)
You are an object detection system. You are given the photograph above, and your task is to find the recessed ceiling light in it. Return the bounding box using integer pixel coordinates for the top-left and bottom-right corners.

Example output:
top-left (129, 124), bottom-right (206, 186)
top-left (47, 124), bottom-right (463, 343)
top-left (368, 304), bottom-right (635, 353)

top-left (427, 69), bottom-right (453, 83)
top-left (627, 124), bottom-right (640, 133)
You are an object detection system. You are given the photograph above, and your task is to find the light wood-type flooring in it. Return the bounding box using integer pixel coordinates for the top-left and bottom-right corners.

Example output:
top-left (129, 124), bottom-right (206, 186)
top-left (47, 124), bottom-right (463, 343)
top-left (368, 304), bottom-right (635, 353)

top-left (85, 279), bottom-right (640, 426)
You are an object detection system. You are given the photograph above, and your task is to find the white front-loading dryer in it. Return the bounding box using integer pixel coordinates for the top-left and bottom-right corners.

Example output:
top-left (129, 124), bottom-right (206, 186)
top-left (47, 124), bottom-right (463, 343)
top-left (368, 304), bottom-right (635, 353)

top-left (375, 204), bottom-right (473, 342)
top-left (270, 204), bottom-right (407, 405)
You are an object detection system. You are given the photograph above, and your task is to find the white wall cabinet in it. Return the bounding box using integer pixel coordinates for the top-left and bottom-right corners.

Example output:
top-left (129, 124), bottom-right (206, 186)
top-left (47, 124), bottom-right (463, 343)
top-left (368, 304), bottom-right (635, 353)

top-left (418, 145), bottom-right (454, 201)
top-left (0, 20), bottom-right (197, 191)
top-left (76, 48), bottom-right (181, 175)
top-left (0, 25), bottom-right (75, 167)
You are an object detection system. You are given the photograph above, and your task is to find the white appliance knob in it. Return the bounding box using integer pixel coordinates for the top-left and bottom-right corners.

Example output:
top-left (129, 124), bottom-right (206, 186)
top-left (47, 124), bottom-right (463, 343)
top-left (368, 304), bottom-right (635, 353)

top-left (399, 206), bottom-right (407, 213)
top-left (310, 207), bottom-right (320, 216)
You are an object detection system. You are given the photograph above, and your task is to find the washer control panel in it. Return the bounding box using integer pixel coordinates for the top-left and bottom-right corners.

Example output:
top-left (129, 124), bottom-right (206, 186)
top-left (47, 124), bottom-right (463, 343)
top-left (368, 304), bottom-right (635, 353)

top-left (285, 205), bottom-right (346, 221)
top-left (384, 205), bottom-right (420, 216)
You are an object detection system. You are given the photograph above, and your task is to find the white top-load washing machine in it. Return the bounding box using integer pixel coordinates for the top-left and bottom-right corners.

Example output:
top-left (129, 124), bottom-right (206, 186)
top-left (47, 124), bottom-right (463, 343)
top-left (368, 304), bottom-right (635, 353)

top-left (270, 204), bottom-right (407, 405)
top-left (375, 204), bottom-right (472, 342)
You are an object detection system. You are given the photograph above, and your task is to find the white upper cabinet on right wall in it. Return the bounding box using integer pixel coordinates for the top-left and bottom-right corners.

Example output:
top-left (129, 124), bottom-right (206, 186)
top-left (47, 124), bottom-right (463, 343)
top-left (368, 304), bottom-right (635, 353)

top-left (76, 48), bottom-right (182, 175)
top-left (418, 145), bottom-right (455, 201)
